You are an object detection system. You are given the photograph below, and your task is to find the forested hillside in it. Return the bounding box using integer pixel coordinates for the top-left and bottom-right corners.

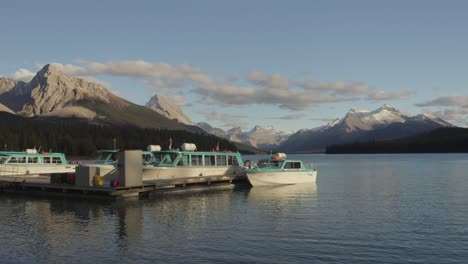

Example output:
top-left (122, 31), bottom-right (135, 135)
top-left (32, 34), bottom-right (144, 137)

top-left (0, 113), bottom-right (248, 157)
top-left (326, 127), bottom-right (468, 154)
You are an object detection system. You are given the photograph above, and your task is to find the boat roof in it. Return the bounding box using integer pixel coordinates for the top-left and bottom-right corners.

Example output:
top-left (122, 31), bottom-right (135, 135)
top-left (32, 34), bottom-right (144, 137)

top-left (97, 150), bottom-right (153, 154)
top-left (154, 150), bottom-right (240, 155)
top-left (0, 151), bottom-right (66, 157)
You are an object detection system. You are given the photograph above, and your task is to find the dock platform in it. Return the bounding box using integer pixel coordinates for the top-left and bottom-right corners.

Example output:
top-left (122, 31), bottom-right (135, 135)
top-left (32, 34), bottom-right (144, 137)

top-left (0, 174), bottom-right (248, 199)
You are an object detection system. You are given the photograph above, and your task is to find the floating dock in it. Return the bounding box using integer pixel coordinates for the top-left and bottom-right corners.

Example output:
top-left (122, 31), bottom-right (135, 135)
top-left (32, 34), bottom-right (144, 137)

top-left (0, 148), bottom-right (249, 200)
top-left (0, 174), bottom-right (247, 199)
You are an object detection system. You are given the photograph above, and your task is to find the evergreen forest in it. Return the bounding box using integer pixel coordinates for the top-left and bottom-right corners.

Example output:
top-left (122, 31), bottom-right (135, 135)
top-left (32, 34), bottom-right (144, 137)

top-left (0, 113), bottom-right (243, 158)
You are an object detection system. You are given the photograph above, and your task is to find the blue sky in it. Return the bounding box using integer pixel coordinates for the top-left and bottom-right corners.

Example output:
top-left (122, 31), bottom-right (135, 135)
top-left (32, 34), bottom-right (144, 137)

top-left (2, 0), bottom-right (468, 131)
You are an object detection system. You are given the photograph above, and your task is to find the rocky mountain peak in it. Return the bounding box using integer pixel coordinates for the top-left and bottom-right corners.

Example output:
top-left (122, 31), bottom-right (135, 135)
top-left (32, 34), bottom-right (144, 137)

top-left (227, 127), bottom-right (243, 134)
top-left (0, 64), bottom-right (112, 116)
top-left (0, 76), bottom-right (22, 95)
top-left (37, 63), bottom-right (60, 76)
top-left (146, 94), bottom-right (192, 125)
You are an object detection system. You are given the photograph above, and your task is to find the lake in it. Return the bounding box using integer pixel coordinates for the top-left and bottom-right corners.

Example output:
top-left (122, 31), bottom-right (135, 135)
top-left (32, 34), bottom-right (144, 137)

top-left (0, 154), bottom-right (467, 263)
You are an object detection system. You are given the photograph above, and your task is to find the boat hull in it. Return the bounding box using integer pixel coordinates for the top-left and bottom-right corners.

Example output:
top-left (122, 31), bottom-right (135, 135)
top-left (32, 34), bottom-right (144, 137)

top-left (246, 170), bottom-right (317, 186)
top-left (142, 165), bottom-right (244, 181)
top-left (0, 164), bottom-right (76, 176)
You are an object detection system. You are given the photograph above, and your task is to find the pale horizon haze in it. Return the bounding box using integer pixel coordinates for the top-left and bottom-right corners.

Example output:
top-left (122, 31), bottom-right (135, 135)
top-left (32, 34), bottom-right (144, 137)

top-left (2, 0), bottom-right (468, 131)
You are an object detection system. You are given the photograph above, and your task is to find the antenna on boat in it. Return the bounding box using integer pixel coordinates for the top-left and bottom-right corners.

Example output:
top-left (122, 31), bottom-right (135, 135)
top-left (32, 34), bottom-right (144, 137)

top-left (113, 138), bottom-right (116, 150)
top-left (169, 138), bottom-right (173, 150)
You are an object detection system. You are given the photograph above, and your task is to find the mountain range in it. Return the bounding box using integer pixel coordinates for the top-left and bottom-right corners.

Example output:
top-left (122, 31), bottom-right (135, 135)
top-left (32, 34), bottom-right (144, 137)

top-left (0, 64), bottom-right (199, 132)
top-left (279, 105), bottom-right (453, 152)
top-left (0, 64), bottom-right (455, 154)
top-left (196, 104), bottom-right (454, 153)
top-left (196, 123), bottom-right (292, 150)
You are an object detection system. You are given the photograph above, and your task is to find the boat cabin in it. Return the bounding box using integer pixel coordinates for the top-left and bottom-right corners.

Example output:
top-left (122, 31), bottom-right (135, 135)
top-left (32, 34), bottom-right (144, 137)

top-left (0, 151), bottom-right (69, 165)
top-left (150, 150), bottom-right (244, 167)
top-left (256, 159), bottom-right (305, 171)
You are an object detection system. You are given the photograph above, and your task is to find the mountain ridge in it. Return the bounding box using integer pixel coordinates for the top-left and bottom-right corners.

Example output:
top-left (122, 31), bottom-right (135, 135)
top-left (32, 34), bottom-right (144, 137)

top-left (0, 64), bottom-right (200, 132)
top-left (197, 122), bottom-right (292, 149)
top-left (279, 104), bottom-right (454, 153)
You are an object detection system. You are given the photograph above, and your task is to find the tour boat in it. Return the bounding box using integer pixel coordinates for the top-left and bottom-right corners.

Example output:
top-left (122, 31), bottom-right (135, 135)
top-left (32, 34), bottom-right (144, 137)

top-left (244, 153), bottom-right (317, 186)
top-left (142, 143), bottom-right (245, 181)
top-left (0, 149), bottom-right (76, 176)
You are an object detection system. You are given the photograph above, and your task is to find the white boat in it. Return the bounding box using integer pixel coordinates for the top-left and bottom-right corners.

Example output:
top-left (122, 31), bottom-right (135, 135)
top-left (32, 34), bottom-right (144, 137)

top-left (245, 153), bottom-right (317, 186)
top-left (142, 144), bottom-right (245, 181)
top-left (0, 149), bottom-right (76, 176)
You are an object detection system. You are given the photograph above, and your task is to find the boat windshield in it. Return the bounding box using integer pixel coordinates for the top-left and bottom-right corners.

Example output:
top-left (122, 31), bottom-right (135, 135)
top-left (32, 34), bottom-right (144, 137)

top-left (256, 159), bottom-right (281, 168)
top-left (155, 152), bottom-right (179, 166)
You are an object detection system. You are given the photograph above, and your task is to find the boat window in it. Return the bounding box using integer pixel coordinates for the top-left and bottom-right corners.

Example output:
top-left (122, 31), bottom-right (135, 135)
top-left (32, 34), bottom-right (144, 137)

top-left (18, 157), bottom-right (27, 163)
top-left (204, 155), bottom-right (215, 166)
top-left (191, 155), bottom-right (202, 166)
top-left (43, 157), bottom-right (51, 164)
top-left (284, 162), bottom-right (301, 169)
top-left (153, 154), bottom-right (164, 164)
top-left (228, 155), bottom-right (239, 165)
top-left (52, 157), bottom-right (62, 164)
top-left (216, 155), bottom-right (227, 166)
top-left (142, 154), bottom-right (152, 164)
top-left (257, 160), bottom-right (281, 168)
top-left (8, 157), bottom-right (17, 163)
top-left (0, 157), bottom-right (6, 164)
top-left (160, 153), bottom-right (178, 166)
top-left (28, 157), bottom-right (38, 163)
top-left (177, 157), bottom-right (185, 166)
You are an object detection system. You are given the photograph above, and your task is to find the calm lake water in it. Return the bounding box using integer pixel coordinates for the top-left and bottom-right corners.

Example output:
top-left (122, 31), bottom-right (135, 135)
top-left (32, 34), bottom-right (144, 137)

top-left (1, 154), bottom-right (467, 263)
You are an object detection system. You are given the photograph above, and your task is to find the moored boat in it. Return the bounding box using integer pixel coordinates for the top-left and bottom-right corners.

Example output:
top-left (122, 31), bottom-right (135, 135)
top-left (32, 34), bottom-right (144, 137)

top-left (0, 149), bottom-right (76, 176)
top-left (142, 143), bottom-right (245, 181)
top-left (245, 153), bottom-right (317, 186)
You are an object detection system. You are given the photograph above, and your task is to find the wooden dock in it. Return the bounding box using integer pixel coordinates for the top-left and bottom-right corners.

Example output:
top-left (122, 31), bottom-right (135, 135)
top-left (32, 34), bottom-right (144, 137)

top-left (0, 174), bottom-right (248, 199)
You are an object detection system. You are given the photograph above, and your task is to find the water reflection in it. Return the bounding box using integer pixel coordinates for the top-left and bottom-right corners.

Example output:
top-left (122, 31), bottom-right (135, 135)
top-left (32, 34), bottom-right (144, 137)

top-left (242, 183), bottom-right (318, 233)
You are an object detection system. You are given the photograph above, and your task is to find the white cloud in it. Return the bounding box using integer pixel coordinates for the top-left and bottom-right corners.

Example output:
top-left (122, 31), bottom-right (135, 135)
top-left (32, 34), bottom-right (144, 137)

top-left (368, 90), bottom-right (410, 101)
top-left (169, 95), bottom-right (190, 106)
top-left (415, 95), bottom-right (468, 107)
top-left (11, 68), bottom-right (35, 82)
top-left (49, 63), bottom-right (89, 76)
top-left (296, 80), bottom-right (371, 95)
top-left (196, 110), bottom-right (249, 128)
top-left (9, 60), bottom-right (410, 111)
top-left (430, 108), bottom-right (468, 127)
top-left (269, 114), bottom-right (307, 120)
top-left (247, 71), bottom-right (289, 89)
top-left (415, 95), bottom-right (468, 127)
top-left (81, 60), bottom-right (381, 110)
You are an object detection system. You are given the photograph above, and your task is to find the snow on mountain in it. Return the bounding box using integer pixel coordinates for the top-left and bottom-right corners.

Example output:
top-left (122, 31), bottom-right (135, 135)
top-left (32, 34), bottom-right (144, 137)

top-left (244, 125), bottom-right (292, 147)
top-left (146, 94), bottom-right (192, 125)
top-left (415, 113), bottom-right (453, 127)
top-left (280, 104), bottom-right (454, 153)
top-left (339, 104), bottom-right (406, 132)
top-left (197, 123), bottom-right (292, 149)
